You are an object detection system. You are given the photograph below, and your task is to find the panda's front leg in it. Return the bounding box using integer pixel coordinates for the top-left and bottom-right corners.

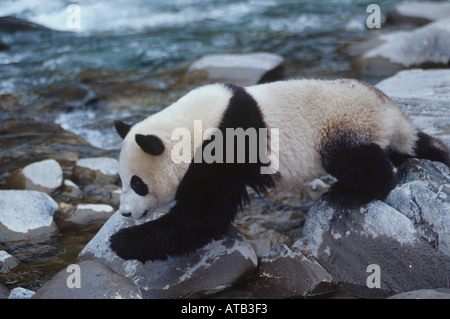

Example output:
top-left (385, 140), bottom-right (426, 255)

top-left (109, 222), bottom-right (167, 262)
top-left (109, 201), bottom-right (232, 262)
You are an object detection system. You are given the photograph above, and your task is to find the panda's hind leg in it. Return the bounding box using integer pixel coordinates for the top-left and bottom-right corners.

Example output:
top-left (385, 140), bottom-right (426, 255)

top-left (320, 138), bottom-right (397, 207)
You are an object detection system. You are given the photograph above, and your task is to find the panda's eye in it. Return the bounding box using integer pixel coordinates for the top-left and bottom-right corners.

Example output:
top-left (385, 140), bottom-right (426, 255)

top-left (130, 175), bottom-right (148, 196)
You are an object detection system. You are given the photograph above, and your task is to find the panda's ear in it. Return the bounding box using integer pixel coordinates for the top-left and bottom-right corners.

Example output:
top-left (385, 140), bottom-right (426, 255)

top-left (135, 134), bottom-right (165, 156)
top-left (114, 120), bottom-right (132, 139)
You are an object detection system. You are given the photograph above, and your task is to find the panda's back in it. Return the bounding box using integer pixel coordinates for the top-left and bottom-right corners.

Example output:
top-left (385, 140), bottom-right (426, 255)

top-left (245, 79), bottom-right (416, 184)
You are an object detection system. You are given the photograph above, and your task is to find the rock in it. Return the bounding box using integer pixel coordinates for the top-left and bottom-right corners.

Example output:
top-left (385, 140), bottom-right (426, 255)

top-left (186, 52), bottom-right (284, 86)
top-left (58, 179), bottom-right (84, 202)
top-left (0, 16), bottom-right (52, 33)
top-left (387, 2), bottom-right (450, 27)
top-left (0, 190), bottom-right (58, 242)
top-left (249, 245), bottom-right (334, 298)
top-left (8, 287), bottom-right (35, 299)
top-left (385, 159), bottom-right (450, 257)
top-left (7, 159), bottom-right (63, 194)
top-left (295, 158), bottom-right (450, 298)
top-left (56, 203), bottom-right (114, 226)
top-left (0, 40), bottom-right (9, 51)
top-left (78, 211), bottom-right (258, 298)
top-left (32, 260), bottom-right (142, 299)
top-left (376, 69), bottom-right (450, 146)
top-left (0, 94), bottom-right (21, 111)
top-left (73, 157), bottom-right (119, 185)
top-left (44, 83), bottom-right (99, 110)
top-left (388, 288), bottom-right (450, 299)
top-left (0, 119), bottom-right (114, 187)
top-left (0, 284), bottom-right (9, 299)
top-left (0, 250), bottom-right (19, 273)
top-left (340, 19), bottom-right (450, 76)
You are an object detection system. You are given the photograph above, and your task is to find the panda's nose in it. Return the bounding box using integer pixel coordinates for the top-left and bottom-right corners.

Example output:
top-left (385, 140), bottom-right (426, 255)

top-left (121, 212), bottom-right (132, 217)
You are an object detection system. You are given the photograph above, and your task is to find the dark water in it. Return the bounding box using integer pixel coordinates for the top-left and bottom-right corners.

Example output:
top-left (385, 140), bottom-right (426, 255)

top-left (0, 0), bottom-right (424, 295)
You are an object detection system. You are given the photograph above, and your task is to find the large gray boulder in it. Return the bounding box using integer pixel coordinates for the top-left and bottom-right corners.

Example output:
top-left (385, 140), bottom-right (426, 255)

top-left (32, 260), bottom-right (142, 299)
top-left (0, 190), bottom-right (58, 242)
top-left (78, 211), bottom-right (258, 298)
top-left (295, 159), bottom-right (450, 298)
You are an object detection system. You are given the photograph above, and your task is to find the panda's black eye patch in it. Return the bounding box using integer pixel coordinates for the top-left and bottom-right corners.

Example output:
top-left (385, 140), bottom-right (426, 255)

top-left (130, 175), bottom-right (148, 196)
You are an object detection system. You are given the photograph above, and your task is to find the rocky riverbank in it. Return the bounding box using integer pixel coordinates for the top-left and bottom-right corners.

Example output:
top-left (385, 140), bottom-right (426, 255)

top-left (1, 1), bottom-right (450, 299)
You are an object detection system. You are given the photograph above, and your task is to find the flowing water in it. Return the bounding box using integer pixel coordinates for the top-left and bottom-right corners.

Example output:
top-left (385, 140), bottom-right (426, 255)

top-left (0, 0), bottom-right (413, 295)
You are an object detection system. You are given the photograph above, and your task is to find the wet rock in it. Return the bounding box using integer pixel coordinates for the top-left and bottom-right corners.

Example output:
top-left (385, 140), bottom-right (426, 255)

top-left (295, 158), bottom-right (450, 297)
top-left (388, 288), bottom-right (450, 299)
top-left (78, 211), bottom-right (258, 298)
top-left (0, 119), bottom-right (114, 186)
top-left (0, 250), bottom-right (19, 273)
top-left (341, 19), bottom-right (450, 76)
top-left (249, 245), bottom-right (334, 298)
top-left (7, 159), bottom-right (63, 194)
top-left (56, 203), bottom-right (114, 226)
top-left (44, 83), bottom-right (99, 110)
top-left (186, 52), bottom-right (284, 86)
top-left (387, 2), bottom-right (450, 27)
top-left (0, 40), bottom-right (9, 51)
top-left (32, 260), bottom-right (142, 299)
top-left (73, 157), bottom-right (119, 185)
top-left (0, 190), bottom-right (58, 242)
top-left (0, 94), bottom-right (21, 111)
top-left (8, 287), bottom-right (35, 299)
top-left (58, 179), bottom-right (84, 202)
top-left (376, 69), bottom-right (450, 146)
top-left (0, 284), bottom-right (9, 299)
top-left (0, 16), bottom-right (52, 33)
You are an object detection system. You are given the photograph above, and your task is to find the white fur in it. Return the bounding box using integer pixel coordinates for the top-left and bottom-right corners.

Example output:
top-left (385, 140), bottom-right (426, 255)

top-left (118, 79), bottom-right (417, 218)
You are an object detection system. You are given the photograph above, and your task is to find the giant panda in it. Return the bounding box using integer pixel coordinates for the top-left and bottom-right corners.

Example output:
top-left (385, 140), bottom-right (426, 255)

top-left (109, 79), bottom-right (450, 262)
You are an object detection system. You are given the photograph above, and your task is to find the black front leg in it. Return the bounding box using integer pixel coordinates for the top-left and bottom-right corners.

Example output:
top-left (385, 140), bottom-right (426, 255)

top-left (109, 200), bottom-right (234, 262)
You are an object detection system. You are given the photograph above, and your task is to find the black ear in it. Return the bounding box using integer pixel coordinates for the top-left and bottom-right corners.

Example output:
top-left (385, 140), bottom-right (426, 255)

top-left (114, 120), bottom-right (132, 139)
top-left (135, 134), bottom-right (165, 156)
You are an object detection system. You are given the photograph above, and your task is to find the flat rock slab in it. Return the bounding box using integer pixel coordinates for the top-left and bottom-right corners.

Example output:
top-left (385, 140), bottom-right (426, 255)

top-left (32, 260), bottom-right (142, 299)
top-left (78, 211), bottom-right (258, 298)
top-left (186, 52), bottom-right (284, 86)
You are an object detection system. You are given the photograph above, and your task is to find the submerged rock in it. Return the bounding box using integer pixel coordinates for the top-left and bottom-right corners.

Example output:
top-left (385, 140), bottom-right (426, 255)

top-left (78, 211), bottom-right (258, 298)
top-left (7, 159), bottom-right (63, 194)
top-left (32, 260), bottom-right (142, 299)
top-left (44, 83), bottom-right (99, 110)
top-left (387, 2), bottom-right (450, 27)
top-left (186, 52), bottom-right (284, 86)
top-left (295, 159), bottom-right (450, 297)
top-left (0, 190), bottom-right (58, 242)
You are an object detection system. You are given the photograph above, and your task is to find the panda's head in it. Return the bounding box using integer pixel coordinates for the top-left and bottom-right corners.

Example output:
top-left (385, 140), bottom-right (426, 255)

top-left (113, 119), bottom-right (186, 219)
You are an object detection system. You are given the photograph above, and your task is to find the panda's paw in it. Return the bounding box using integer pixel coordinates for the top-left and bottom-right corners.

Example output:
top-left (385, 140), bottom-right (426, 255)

top-left (109, 225), bottom-right (168, 262)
